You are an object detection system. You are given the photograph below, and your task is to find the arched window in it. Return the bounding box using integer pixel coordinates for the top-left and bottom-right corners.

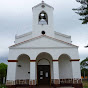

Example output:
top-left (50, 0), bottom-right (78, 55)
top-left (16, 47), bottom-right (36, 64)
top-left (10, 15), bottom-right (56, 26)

top-left (39, 11), bottom-right (48, 25)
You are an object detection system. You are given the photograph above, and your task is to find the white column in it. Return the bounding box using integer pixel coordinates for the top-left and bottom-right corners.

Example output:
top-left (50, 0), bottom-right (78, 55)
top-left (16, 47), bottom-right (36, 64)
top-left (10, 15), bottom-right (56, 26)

top-left (71, 61), bottom-right (81, 79)
top-left (30, 61), bottom-right (36, 85)
top-left (53, 61), bottom-right (60, 85)
top-left (6, 62), bottom-right (17, 85)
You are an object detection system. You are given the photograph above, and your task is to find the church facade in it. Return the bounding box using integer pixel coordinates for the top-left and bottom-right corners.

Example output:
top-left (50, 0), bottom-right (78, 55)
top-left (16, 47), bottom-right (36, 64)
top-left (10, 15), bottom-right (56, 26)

top-left (6, 1), bottom-right (83, 88)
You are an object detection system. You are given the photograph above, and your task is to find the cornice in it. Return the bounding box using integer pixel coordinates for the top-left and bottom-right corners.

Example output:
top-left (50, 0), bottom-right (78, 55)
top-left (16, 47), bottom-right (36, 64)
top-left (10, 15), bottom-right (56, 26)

top-left (32, 2), bottom-right (54, 10)
top-left (10, 35), bottom-right (78, 48)
top-left (10, 47), bottom-right (76, 49)
top-left (54, 31), bottom-right (71, 38)
top-left (15, 32), bottom-right (32, 39)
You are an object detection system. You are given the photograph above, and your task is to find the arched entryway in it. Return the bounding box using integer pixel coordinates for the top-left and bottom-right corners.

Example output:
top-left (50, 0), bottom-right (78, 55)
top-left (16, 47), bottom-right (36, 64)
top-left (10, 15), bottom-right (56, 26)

top-left (36, 52), bottom-right (53, 86)
top-left (16, 54), bottom-right (30, 84)
top-left (58, 54), bottom-right (73, 84)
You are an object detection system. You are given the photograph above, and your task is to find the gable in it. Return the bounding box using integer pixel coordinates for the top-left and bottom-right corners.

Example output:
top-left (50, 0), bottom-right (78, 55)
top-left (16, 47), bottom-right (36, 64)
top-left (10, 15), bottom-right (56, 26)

top-left (10, 35), bottom-right (78, 48)
top-left (32, 2), bottom-right (54, 10)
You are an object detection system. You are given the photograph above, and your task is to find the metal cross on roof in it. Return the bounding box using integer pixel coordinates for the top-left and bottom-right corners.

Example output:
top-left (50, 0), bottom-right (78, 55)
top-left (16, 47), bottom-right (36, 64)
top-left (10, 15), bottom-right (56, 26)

top-left (42, 0), bottom-right (44, 3)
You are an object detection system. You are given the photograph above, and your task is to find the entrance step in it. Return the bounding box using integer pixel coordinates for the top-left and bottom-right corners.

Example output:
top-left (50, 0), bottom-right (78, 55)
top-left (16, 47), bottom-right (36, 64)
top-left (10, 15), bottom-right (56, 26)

top-left (16, 86), bottom-right (74, 88)
top-left (36, 86), bottom-right (74, 88)
top-left (56, 87), bottom-right (74, 88)
top-left (16, 87), bottom-right (29, 88)
top-left (36, 86), bottom-right (53, 88)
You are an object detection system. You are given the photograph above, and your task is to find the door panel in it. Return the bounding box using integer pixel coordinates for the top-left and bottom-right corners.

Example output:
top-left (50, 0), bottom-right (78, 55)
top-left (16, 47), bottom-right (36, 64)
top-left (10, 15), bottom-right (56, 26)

top-left (38, 65), bottom-right (50, 85)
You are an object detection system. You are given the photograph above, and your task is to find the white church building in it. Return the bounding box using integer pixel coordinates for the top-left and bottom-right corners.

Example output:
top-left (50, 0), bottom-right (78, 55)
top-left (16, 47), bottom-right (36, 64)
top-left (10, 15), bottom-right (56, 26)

top-left (6, 1), bottom-right (83, 88)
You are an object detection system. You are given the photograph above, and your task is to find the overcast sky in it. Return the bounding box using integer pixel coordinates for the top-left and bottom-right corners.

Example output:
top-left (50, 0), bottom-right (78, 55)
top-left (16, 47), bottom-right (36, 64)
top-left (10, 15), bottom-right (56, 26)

top-left (0, 0), bottom-right (88, 63)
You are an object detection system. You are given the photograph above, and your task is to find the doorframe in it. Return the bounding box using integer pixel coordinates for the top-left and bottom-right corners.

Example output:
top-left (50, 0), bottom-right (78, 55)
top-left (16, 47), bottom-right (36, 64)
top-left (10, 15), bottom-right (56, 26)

top-left (37, 59), bottom-right (51, 86)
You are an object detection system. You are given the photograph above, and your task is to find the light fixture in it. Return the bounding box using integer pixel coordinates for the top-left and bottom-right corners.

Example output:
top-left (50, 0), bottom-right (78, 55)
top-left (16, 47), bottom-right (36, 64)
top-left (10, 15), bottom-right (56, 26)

top-left (18, 65), bottom-right (21, 67)
top-left (28, 72), bottom-right (30, 74)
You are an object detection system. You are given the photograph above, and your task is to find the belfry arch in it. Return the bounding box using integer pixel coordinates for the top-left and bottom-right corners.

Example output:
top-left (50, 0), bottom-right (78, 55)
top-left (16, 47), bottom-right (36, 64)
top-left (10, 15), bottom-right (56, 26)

top-left (38, 11), bottom-right (48, 25)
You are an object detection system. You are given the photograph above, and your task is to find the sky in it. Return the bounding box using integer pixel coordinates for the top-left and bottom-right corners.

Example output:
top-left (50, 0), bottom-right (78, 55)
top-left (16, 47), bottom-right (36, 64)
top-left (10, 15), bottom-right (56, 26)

top-left (0, 0), bottom-right (88, 64)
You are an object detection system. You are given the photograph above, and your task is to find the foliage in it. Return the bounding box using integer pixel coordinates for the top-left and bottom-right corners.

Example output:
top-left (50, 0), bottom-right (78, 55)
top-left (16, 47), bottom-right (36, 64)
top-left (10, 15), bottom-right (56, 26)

top-left (0, 84), bottom-right (7, 88)
top-left (80, 57), bottom-right (88, 69)
top-left (73, 0), bottom-right (88, 24)
top-left (80, 57), bottom-right (88, 77)
top-left (0, 63), bottom-right (7, 84)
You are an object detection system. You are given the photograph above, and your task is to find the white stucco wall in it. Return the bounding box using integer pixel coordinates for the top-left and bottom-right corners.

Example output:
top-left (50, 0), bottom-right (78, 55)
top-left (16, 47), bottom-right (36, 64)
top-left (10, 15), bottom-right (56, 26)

top-left (7, 62), bottom-right (17, 80)
top-left (15, 32), bottom-right (32, 44)
top-left (8, 47), bottom-right (79, 61)
top-left (54, 33), bottom-right (71, 43)
top-left (15, 32), bottom-right (72, 45)
top-left (30, 62), bottom-right (36, 80)
top-left (15, 37), bottom-right (73, 48)
top-left (53, 62), bottom-right (59, 79)
top-left (72, 61), bottom-right (81, 79)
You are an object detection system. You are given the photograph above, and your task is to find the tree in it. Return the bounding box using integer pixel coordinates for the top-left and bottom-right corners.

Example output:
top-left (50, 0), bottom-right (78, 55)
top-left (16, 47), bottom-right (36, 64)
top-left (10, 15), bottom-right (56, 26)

top-left (0, 63), bottom-right (7, 84)
top-left (73, 0), bottom-right (88, 24)
top-left (80, 57), bottom-right (88, 77)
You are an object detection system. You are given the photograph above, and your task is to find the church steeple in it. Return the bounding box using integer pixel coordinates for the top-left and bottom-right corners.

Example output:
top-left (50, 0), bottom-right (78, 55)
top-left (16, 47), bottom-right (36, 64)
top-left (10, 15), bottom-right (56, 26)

top-left (32, 2), bottom-right (54, 37)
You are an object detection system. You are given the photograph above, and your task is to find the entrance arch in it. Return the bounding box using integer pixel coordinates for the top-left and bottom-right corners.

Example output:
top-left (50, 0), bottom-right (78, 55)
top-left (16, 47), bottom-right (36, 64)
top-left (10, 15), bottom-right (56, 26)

top-left (36, 52), bottom-right (53, 85)
top-left (16, 54), bottom-right (30, 80)
top-left (38, 59), bottom-right (50, 65)
top-left (59, 54), bottom-right (73, 79)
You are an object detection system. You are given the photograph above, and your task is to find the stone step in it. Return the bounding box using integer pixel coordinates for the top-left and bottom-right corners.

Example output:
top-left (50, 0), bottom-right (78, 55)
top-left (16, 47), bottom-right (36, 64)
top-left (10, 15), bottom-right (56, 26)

top-left (37, 86), bottom-right (74, 88)
top-left (16, 87), bottom-right (29, 88)
top-left (16, 86), bottom-right (74, 88)
top-left (57, 87), bottom-right (74, 88)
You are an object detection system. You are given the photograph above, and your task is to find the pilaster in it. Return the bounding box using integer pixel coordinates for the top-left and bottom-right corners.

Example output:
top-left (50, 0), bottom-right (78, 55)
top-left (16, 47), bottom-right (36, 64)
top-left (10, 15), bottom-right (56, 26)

top-left (6, 61), bottom-right (17, 85)
top-left (29, 60), bottom-right (36, 85)
top-left (53, 60), bottom-right (60, 86)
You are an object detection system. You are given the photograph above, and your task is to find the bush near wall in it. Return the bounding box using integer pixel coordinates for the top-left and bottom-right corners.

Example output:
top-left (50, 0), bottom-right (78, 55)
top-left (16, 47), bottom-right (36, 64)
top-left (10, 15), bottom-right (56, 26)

top-left (0, 84), bottom-right (7, 88)
top-left (80, 57), bottom-right (88, 79)
top-left (0, 63), bottom-right (7, 84)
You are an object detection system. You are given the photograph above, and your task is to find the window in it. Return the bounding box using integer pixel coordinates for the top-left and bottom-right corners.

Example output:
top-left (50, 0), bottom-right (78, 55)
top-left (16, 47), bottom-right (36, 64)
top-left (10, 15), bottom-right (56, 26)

top-left (41, 31), bottom-right (45, 35)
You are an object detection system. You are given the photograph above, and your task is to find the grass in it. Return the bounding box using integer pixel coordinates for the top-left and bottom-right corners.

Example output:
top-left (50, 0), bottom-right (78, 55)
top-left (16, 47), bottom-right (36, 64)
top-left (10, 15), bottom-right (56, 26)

top-left (0, 84), bottom-right (7, 88)
top-left (82, 80), bottom-right (88, 88)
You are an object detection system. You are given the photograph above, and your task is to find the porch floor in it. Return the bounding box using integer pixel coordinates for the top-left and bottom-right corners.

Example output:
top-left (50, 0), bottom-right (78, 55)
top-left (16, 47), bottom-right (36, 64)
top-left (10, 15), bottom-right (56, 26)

top-left (37, 86), bottom-right (74, 88)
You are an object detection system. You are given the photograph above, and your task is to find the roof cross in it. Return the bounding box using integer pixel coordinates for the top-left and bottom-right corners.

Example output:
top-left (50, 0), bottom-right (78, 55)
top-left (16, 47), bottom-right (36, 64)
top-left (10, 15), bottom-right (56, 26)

top-left (42, 0), bottom-right (44, 3)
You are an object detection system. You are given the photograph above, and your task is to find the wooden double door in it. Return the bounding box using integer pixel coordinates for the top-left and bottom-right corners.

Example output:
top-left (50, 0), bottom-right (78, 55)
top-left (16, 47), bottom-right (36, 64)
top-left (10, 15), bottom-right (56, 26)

top-left (38, 65), bottom-right (50, 85)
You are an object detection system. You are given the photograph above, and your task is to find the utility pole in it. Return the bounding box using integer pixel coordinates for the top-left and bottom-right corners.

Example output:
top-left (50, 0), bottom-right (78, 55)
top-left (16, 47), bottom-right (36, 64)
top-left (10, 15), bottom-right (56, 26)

top-left (84, 71), bottom-right (85, 79)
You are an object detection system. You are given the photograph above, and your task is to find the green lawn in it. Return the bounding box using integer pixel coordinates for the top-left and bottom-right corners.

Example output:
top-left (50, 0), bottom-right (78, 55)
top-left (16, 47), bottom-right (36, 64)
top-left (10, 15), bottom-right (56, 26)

top-left (82, 80), bottom-right (88, 88)
top-left (0, 84), bottom-right (7, 88)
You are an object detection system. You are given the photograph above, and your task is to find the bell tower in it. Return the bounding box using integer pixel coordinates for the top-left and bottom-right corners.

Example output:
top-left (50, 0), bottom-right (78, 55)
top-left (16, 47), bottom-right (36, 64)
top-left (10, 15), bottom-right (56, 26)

top-left (32, 1), bottom-right (54, 37)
